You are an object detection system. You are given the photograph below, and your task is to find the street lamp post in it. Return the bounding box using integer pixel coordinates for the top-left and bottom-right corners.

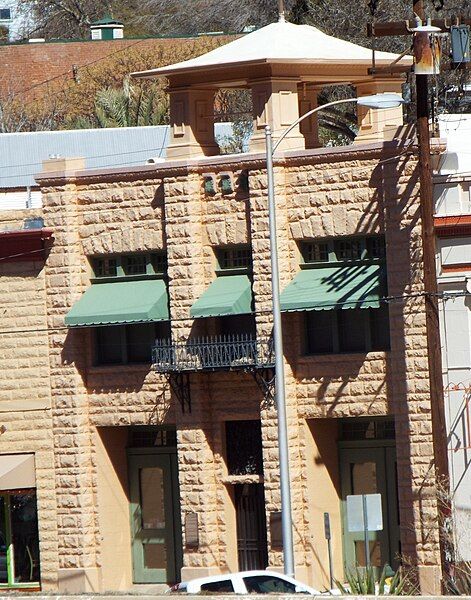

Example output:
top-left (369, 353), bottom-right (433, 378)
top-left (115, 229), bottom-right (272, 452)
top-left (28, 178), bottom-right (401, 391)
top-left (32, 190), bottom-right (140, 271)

top-left (265, 93), bottom-right (406, 577)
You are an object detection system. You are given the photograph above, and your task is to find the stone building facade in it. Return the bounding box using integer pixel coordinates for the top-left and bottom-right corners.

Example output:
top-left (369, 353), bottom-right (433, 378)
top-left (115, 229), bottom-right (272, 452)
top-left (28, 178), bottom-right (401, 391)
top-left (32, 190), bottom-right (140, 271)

top-left (0, 138), bottom-right (442, 593)
top-left (0, 17), bottom-right (445, 597)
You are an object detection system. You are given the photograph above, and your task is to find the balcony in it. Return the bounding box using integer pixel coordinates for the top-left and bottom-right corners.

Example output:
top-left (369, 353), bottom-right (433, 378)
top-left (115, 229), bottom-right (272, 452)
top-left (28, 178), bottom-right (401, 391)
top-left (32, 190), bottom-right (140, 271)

top-left (152, 334), bottom-right (274, 373)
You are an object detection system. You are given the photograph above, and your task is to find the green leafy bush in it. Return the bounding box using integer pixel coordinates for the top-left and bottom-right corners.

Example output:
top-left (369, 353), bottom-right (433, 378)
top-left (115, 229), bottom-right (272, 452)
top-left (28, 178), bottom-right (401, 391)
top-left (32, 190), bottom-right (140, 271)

top-left (336, 565), bottom-right (414, 595)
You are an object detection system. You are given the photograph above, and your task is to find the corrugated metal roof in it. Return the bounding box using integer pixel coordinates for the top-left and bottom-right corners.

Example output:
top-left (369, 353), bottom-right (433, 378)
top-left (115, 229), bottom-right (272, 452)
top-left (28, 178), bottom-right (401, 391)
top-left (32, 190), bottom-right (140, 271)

top-left (0, 124), bottom-right (233, 189)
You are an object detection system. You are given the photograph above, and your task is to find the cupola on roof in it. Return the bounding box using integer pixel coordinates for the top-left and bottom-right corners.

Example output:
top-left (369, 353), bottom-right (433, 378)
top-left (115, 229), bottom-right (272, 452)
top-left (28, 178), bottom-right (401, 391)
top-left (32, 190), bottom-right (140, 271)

top-left (131, 17), bottom-right (410, 159)
top-left (132, 20), bottom-right (412, 83)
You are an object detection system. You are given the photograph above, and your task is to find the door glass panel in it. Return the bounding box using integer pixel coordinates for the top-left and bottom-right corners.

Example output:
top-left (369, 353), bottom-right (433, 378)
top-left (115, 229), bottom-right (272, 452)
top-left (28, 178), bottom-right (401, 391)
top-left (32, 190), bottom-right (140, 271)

top-left (0, 498), bottom-right (7, 584)
top-left (355, 540), bottom-right (382, 567)
top-left (351, 461), bottom-right (377, 494)
top-left (140, 467), bottom-right (165, 529)
top-left (143, 543), bottom-right (166, 570)
top-left (11, 493), bottom-right (40, 583)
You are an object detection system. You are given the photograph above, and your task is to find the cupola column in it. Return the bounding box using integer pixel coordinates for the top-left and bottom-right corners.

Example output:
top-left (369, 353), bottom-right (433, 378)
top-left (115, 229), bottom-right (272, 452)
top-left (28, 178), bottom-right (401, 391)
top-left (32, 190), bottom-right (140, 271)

top-left (167, 87), bottom-right (219, 159)
top-left (354, 78), bottom-right (405, 143)
top-left (248, 78), bottom-right (305, 153)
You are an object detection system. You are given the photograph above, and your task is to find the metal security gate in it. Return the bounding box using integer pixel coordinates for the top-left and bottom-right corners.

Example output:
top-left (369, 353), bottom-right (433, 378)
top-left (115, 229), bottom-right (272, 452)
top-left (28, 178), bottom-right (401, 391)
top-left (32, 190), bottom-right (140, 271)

top-left (235, 484), bottom-right (268, 571)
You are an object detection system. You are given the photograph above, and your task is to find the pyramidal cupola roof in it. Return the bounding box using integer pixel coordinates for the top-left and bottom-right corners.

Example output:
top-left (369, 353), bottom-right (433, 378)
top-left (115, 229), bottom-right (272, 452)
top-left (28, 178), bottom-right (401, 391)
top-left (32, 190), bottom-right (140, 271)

top-left (133, 20), bottom-right (411, 80)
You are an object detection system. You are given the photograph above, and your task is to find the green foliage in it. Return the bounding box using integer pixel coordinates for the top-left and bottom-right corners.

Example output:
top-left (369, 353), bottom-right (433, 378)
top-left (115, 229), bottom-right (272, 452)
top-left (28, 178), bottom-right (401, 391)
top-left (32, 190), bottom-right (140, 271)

top-left (217, 120), bottom-right (252, 155)
top-left (336, 565), bottom-right (413, 596)
top-left (68, 80), bottom-right (168, 129)
top-left (11, 36), bottom-right (227, 131)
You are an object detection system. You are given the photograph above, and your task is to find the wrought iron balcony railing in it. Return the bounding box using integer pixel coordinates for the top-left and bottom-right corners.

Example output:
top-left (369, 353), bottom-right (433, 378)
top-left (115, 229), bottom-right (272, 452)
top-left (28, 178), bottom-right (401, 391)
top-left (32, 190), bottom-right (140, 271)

top-left (152, 334), bottom-right (274, 373)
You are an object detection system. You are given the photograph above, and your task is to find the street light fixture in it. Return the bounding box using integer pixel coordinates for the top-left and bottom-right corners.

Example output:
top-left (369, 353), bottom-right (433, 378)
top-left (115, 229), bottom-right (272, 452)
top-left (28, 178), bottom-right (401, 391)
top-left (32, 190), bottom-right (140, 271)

top-left (265, 92), bottom-right (406, 577)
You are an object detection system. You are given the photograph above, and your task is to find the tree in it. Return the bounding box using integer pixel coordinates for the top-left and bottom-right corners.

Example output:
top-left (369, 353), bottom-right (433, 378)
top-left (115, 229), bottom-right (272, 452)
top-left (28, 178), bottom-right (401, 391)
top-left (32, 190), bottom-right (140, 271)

top-left (7, 36), bottom-right (228, 131)
top-left (68, 80), bottom-right (168, 128)
top-left (15, 0), bottom-right (143, 39)
top-left (130, 0), bottom-right (471, 141)
top-left (12, 0), bottom-right (471, 136)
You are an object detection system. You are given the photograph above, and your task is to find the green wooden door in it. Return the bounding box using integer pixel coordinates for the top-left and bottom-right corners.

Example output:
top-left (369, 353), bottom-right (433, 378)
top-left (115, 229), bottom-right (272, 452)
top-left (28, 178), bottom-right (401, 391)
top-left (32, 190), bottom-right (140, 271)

top-left (129, 454), bottom-right (181, 584)
top-left (340, 446), bottom-right (399, 573)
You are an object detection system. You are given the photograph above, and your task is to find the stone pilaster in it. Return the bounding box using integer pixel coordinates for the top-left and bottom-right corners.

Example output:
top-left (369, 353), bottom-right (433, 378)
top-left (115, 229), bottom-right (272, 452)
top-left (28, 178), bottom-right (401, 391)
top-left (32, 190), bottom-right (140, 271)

top-left (354, 78), bottom-right (405, 144)
top-left (249, 78), bottom-right (305, 153)
top-left (167, 88), bottom-right (219, 159)
top-left (165, 172), bottom-right (221, 579)
top-left (249, 165), bottom-right (307, 573)
top-left (41, 183), bottom-right (101, 592)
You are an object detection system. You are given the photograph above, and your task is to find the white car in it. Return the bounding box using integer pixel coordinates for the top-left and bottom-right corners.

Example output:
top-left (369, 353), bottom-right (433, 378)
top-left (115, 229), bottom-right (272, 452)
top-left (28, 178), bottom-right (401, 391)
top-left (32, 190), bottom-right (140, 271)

top-left (167, 570), bottom-right (322, 595)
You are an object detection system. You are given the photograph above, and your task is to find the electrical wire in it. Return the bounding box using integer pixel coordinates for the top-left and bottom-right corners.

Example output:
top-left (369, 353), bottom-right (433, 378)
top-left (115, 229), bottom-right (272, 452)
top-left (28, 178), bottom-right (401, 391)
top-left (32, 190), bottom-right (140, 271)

top-left (0, 290), bottom-right (456, 338)
top-left (0, 142), bottom-right (171, 172)
top-left (5, 37), bottom-right (157, 101)
top-left (0, 108), bottom-right (412, 171)
top-left (0, 131), bottom-right (416, 186)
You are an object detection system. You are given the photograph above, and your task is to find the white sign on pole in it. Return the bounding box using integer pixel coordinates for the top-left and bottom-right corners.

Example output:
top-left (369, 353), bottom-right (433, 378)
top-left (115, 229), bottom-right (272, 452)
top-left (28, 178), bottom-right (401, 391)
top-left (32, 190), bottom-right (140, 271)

top-left (346, 493), bottom-right (383, 532)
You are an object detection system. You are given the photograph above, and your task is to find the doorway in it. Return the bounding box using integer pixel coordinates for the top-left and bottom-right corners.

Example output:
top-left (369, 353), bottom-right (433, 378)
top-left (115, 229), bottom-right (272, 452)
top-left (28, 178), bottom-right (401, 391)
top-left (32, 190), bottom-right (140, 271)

top-left (339, 419), bottom-right (399, 573)
top-left (128, 428), bottom-right (182, 584)
top-left (0, 491), bottom-right (40, 588)
top-left (235, 484), bottom-right (268, 571)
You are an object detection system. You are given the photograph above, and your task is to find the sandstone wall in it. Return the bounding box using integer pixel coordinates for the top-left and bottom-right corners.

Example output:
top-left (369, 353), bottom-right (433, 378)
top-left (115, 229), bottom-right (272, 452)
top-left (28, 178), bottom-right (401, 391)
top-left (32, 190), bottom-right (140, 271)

top-left (24, 142), bottom-right (443, 592)
top-left (0, 208), bottom-right (58, 590)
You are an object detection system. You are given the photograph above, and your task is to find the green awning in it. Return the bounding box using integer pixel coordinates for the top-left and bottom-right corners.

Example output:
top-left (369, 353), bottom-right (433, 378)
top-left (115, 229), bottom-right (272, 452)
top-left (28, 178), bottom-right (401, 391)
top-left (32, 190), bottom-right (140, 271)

top-left (65, 279), bottom-right (169, 327)
top-left (280, 264), bottom-right (385, 312)
top-left (190, 274), bottom-right (253, 318)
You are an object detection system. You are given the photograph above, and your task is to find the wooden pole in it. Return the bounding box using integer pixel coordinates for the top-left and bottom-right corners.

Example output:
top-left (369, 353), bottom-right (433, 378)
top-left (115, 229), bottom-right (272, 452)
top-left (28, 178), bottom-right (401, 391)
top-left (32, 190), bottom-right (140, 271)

top-left (413, 0), bottom-right (449, 485)
top-left (413, 2), bottom-right (450, 589)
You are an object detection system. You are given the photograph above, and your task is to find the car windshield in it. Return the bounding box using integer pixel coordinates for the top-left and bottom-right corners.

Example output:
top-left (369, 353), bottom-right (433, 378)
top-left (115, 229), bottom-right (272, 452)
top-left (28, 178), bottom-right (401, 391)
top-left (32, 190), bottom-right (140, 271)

top-left (200, 579), bottom-right (235, 593)
top-left (243, 575), bottom-right (297, 594)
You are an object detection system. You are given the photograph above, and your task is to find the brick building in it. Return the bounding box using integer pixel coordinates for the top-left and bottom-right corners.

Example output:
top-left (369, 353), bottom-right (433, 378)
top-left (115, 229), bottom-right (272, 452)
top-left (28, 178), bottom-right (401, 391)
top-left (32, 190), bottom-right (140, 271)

top-left (0, 18), bottom-right (445, 595)
top-left (0, 28), bottom-right (232, 101)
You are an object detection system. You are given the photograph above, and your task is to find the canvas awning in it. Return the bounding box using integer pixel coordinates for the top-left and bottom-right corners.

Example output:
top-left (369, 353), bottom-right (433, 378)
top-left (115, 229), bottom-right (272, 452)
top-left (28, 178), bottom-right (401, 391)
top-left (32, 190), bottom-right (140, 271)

top-left (280, 264), bottom-right (385, 312)
top-left (190, 274), bottom-right (253, 318)
top-left (0, 454), bottom-right (35, 490)
top-left (65, 279), bottom-right (169, 327)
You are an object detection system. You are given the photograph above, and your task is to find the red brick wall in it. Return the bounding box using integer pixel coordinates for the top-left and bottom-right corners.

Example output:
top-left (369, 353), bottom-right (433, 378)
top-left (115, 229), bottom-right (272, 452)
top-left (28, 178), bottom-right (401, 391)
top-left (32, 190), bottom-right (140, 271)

top-left (0, 36), bottom-right (232, 100)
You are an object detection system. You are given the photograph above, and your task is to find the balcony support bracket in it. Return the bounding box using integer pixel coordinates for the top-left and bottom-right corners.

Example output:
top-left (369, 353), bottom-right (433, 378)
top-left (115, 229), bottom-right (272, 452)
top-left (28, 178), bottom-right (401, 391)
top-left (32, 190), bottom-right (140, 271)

top-left (165, 372), bottom-right (191, 413)
top-left (251, 367), bottom-right (276, 407)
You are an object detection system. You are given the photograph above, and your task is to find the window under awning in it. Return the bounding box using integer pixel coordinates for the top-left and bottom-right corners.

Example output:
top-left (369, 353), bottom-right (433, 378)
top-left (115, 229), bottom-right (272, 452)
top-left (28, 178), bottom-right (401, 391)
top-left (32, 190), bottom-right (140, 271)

top-left (190, 274), bottom-right (253, 318)
top-left (65, 279), bottom-right (169, 327)
top-left (0, 454), bottom-right (36, 490)
top-left (280, 264), bottom-right (386, 312)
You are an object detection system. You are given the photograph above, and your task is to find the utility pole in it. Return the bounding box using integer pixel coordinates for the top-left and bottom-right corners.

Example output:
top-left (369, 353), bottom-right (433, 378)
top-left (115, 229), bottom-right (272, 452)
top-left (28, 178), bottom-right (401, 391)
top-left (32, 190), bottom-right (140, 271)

top-left (368, 0), bottom-right (450, 486)
top-left (412, 0), bottom-right (449, 486)
top-left (369, 0), bottom-right (451, 588)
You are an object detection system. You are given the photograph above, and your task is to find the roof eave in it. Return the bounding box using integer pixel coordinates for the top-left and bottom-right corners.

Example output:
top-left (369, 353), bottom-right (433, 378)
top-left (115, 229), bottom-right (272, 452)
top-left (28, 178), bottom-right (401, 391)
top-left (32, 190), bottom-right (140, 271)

top-left (131, 56), bottom-right (413, 81)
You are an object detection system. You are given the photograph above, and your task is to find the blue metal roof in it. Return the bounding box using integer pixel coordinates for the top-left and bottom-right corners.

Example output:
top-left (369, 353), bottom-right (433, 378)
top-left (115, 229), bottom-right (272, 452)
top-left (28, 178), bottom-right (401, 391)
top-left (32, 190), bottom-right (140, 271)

top-left (0, 124), bottom-right (233, 189)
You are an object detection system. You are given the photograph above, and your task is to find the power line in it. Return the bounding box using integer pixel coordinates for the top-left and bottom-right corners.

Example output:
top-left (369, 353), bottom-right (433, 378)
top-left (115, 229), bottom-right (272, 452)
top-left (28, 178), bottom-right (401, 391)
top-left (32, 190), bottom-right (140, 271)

top-left (0, 142), bottom-right (170, 173)
top-left (0, 135), bottom-right (415, 185)
top-left (4, 37), bottom-right (152, 101)
top-left (0, 290), bottom-right (455, 338)
top-left (0, 108), bottom-right (413, 174)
